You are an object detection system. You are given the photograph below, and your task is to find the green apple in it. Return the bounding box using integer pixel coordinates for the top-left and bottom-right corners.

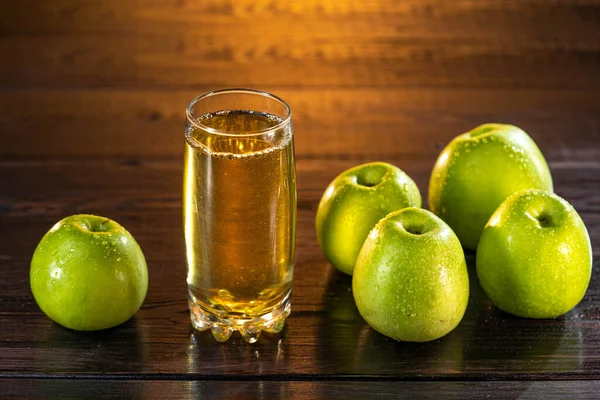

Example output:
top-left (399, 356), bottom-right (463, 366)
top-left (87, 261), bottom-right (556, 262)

top-left (476, 189), bottom-right (592, 318)
top-left (353, 207), bottom-right (469, 342)
top-left (316, 162), bottom-right (421, 275)
top-left (30, 214), bottom-right (148, 331)
top-left (429, 123), bottom-right (553, 250)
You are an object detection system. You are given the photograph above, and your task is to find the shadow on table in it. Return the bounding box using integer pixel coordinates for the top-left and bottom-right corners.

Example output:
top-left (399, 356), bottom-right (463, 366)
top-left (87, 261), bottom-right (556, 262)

top-left (317, 256), bottom-right (577, 380)
top-left (31, 315), bottom-right (149, 374)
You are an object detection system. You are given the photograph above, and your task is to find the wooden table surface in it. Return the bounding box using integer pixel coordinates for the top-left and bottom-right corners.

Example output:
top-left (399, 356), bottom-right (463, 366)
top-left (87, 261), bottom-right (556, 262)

top-left (1, 1), bottom-right (599, 398)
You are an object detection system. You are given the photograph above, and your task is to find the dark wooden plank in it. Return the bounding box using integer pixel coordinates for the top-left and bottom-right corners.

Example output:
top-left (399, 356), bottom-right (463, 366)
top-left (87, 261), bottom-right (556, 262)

top-left (0, 158), bottom-right (598, 253)
top-left (0, 88), bottom-right (598, 158)
top-left (1, 1), bottom-right (599, 88)
top-left (0, 158), bottom-right (598, 379)
top-left (1, 379), bottom-right (600, 400)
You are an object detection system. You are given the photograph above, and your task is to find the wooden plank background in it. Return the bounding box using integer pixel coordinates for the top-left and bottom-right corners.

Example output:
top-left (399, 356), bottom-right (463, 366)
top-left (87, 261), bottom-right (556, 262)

top-left (1, 0), bottom-right (599, 159)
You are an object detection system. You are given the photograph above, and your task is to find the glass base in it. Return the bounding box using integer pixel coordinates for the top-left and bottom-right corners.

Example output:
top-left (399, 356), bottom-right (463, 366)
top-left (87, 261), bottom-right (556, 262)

top-left (188, 293), bottom-right (291, 343)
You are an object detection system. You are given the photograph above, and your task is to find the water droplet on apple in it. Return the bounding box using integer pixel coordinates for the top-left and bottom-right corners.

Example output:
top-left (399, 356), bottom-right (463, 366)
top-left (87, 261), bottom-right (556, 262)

top-left (410, 313), bottom-right (416, 318)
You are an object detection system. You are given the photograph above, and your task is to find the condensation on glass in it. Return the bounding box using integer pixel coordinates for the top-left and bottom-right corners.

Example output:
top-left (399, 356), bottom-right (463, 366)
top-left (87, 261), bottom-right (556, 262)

top-left (184, 89), bottom-right (296, 343)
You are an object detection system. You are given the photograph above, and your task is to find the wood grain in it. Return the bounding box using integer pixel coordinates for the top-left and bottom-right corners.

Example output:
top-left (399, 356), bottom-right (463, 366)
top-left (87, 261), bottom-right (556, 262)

top-left (1, 0), bottom-right (599, 396)
top-left (1, 1), bottom-right (600, 89)
top-left (2, 35), bottom-right (599, 89)
top-left (0, 159), bottom-right (598, 379)
top-left (0, 88), bottom-right (598, 159)
top-left (2, 379), bottom-right (600, 400)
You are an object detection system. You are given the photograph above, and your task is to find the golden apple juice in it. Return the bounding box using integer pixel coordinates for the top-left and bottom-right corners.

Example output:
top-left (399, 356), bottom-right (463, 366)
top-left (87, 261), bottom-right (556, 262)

top-left (184, 107), bottom-right (296, 342)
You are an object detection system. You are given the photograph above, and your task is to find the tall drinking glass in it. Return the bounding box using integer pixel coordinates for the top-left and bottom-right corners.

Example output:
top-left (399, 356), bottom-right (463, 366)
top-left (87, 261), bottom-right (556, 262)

top-left (184, 89), bottom-right (296, 343)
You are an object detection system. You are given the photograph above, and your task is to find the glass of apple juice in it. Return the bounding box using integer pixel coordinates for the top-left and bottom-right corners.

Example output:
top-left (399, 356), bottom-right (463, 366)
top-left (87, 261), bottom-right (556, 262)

top-left (183, 89), bottom-right (296, 343)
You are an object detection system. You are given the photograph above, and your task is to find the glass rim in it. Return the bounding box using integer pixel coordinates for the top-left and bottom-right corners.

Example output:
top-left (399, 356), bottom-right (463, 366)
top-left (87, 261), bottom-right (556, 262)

top-left (185, 88), bottom-right (292, 137)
